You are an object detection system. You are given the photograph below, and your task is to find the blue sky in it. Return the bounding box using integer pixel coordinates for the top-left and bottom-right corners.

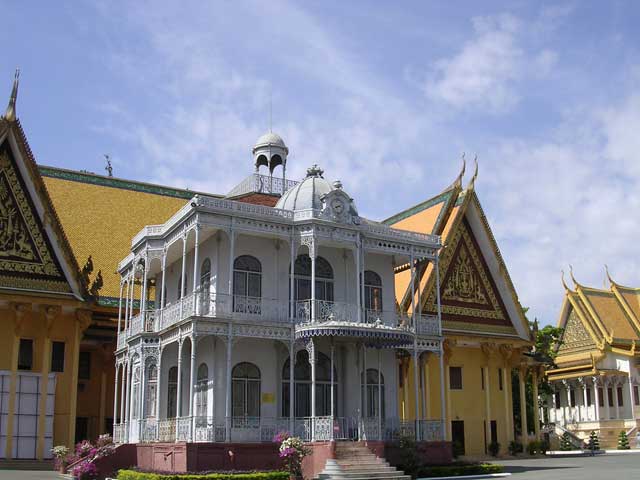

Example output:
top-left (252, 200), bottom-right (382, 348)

top-left (2, 1), bottom-right (640, 325)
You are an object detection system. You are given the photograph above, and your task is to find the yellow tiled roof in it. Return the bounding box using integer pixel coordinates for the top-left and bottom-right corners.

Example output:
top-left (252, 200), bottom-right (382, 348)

top-left (40, 167), bottom-right (196, 306)
top-left (559, 281), bottom-right (640, 346)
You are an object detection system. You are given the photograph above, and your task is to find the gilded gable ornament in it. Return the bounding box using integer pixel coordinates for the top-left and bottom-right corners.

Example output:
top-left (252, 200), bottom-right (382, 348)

top-left (0, 144), bottom-right (70, 293)
top-left (0, 172), bottom-right (38, 261)
top-left (442, 246), bottom-right (488, 305)
top-left (423, 218), bottom-right (511, 331)
top-left (559, 308), bottom-right (596, 353)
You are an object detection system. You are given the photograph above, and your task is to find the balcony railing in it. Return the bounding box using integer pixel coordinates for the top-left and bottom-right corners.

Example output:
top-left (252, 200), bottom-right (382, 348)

top-left (117, 295), bottom-right (441, 347)
top-left (116, 416), bottom-right (444, 443)
top-left (226, 173), bottom-right (299, 198)
top-left (416, 314), bottom-right (440, 336)
top-left (295, 300), bottom-right (412, 330)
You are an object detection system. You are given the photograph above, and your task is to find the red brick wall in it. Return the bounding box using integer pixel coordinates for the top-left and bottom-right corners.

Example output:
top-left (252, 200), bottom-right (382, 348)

top-left (232, 193), bottom-right (280, 206)
top-left (301, 441), bottom-right (335, 479)
top-left (382, 441), bottom-right (452, 466)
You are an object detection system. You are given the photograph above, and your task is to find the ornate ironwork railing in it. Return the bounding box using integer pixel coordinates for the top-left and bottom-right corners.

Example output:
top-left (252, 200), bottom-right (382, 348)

top-left (118, 416), bottom-right (443, 443)
top-left (416, 314), bottom-right (440, 336)
top-left (226, 173), bottom-right (299, 198)
top-left (295, 300), bottom-right (414, 331)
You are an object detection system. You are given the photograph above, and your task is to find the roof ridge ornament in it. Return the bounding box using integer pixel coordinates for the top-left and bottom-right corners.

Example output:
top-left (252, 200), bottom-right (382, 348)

top-left (561, 269), bottom-right (572, 291)
top-left (3, 69), bottom-right (19, 122)
top-left (569, 264), bottom-right (583, 289)
top-left (604, 264), bottom-right (619, 289)
top-left (306, 164), bottom-right (324, 178)
top-left (443, 154), bottom-right (466, 192)
top-left (467, 155), bottom-right (478, 190)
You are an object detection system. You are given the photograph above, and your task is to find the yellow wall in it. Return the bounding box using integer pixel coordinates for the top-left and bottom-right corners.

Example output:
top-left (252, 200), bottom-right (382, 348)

top-left (399, 345), bottom-right (517, 457)
top-left (0, 297), bottom-right (90, 458)
top-left (76, 344), bottom-right (116, 441)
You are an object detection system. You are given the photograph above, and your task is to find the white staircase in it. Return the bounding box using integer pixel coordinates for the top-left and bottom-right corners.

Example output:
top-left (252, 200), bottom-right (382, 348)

top-left (317, 442), bottom-right (410, 480)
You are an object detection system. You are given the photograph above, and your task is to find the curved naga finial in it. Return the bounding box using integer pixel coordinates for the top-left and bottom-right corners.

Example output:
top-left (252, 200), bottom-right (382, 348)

top-left (561, 269), bottom-right (572, 291)
top-left (604, 264), bottom-right (619, 288)
top-left (443, 153), bottom-right (466, 192)
top-left (568, 264), bottom-right (582, 288)
top-left (3, 69), bottom-right (19, 122)
top-left (467, 155), bottom-right (479, 190)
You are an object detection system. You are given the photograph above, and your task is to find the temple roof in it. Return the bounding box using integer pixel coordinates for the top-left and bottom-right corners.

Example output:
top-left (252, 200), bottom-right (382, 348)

top-left (40, 167), bottom-right (198, 307)
top-left (384, 163), bottom-right (531, 341)
top-left (555, 271), bottom-right (640, 358)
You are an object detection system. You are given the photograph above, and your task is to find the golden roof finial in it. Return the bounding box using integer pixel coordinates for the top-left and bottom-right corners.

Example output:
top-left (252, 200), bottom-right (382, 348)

top-left (442, 154), bottom-right (466, 192)
top-left (3, 69), bottom-right (19, 122)
top-left (455, 153), bottom-right (466, 188)
top-left (604, 264), bottom-right (619, 289)
top-left (569, 264), bottom-right (582, 289)
top-left (467, 155), bottom-right (478, 190)
top-left (561, 269), bottom-right (572, 291)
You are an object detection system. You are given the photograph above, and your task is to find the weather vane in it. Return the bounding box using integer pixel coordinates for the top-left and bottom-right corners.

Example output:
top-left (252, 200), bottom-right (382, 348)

top-left (104, 154), bottom-right (113, 177)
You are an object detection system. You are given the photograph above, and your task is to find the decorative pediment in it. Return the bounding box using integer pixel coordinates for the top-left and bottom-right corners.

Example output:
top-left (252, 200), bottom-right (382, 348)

top-left (424, 217), bottom-right (513, 332)
top-left (558, 308), bottom-right (596, 354)
top-left (320, 188), bottom-right (359, 225)
top-left (0, 139), bottom-right (70, 293)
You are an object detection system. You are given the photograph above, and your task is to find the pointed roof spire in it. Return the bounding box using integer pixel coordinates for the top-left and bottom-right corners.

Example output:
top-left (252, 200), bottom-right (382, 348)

top-left (604, 264), bottom-right (618, 288)
top-left (569, 264), bottom-right (583, 289)
top-left (467, 155), bottom-right (478, 190)
top-left (3, 69), bottom-right (19, 122)
top-left (561, 269), bottom-right (572, 291)
top-left (442, 153), bottom-right (466, 192)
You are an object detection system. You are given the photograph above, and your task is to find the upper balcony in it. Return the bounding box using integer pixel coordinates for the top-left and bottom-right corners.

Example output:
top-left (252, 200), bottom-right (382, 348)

top-left (117, 292), bottom-right (440, 348)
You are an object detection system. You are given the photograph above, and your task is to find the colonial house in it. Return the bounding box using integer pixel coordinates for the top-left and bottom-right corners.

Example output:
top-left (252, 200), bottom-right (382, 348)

top-left (112, 134), bottom-right (448, 454)
top-left (0, 72), bottom-right (537, 468)
top-left (545, 270), bottom-right (640, 448)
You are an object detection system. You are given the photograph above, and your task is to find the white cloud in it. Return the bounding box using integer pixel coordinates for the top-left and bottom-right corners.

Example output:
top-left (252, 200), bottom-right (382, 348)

top-left (423, 13), bottom-right (559, 113)
top-left (479, 86), bottom-right (640, 324)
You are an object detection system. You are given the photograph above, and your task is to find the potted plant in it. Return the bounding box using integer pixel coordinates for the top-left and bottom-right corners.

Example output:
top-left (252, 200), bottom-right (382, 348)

top-left (274, 431), bottom-right (310, 480)
top-left (51, 445), bottom-right (70, 473)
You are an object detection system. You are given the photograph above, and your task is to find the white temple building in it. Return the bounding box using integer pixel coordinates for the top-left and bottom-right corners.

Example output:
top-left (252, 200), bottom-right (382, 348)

top-left (112, 132), bottom-right (446, 445)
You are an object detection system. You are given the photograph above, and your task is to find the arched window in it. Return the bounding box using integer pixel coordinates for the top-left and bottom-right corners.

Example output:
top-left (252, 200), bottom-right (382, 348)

top-left (281, 350), bottom-right (337, 417)
top-left (145, 364), bottom-right (158, 418)
top-left (233, 256), bottom-right (262, 314)
top-left (232, 362), bottom-right (261, 425)
top-left (131, 365), bottom-right (140, 419)
top-left (362, 368), bottom-right (385, 418)
top-left (200, 259), bottom-right (212, 314)
top-left (196, 363), bottom-right (209, 418)
top-left (293, 255), bottom-right (334, 302)
top-left (167, 366), bottom-right (178, 418)
top-left (364, 271), bottom-right (383, 315)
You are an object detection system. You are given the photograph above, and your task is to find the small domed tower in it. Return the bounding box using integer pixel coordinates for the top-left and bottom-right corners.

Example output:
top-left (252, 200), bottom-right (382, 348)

top-left (253, 131), bottom-right (288, 177)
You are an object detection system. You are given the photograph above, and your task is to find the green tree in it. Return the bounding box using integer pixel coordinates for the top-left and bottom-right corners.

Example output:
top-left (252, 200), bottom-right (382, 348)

top-left (560, 432), bottom-right (573, 451)
top-left (618, 430), bottom-right (630, 450)
top-left (511, 316), bottom-right (563, 438)
top-left (588, 430), bottom-right (600, 451)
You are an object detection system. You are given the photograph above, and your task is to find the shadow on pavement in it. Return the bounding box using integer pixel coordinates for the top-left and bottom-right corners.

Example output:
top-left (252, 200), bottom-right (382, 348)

top-left (501, 465), bottom-right (579, 473)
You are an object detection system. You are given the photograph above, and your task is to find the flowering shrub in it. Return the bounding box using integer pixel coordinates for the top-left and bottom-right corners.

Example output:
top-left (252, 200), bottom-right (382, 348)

top-left (273, 431), bottom-right (309, 478)
top-left (67, 435), bottom-right (116, 479)
top-left (51, 445), bottom-right (70, 459)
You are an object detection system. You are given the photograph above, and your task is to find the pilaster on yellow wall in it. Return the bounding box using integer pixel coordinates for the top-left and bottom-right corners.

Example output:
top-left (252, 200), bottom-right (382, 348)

top-left (68, 310), bottom-right (92, 448)
top-left (518, 365), bottom-right (528, 446)
top-left (37, 306), bottom-right (59, 459)
top-left (6, 303), bottom-right (29, 460)
top-left (532, 368), bottom-right (540, 441)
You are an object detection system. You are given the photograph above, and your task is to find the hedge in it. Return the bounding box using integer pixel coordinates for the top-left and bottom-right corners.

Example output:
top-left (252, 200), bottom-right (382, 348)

top-left (116, 470), bottom-right (289, 480)
top-left (417, 463), bottom-right (504, 478)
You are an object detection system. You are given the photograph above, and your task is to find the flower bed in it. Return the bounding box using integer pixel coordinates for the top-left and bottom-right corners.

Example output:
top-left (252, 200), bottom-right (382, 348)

top-left (416, 462), bottom-right (504, 478)
top-left (116, 470), bottom-right (289, 480)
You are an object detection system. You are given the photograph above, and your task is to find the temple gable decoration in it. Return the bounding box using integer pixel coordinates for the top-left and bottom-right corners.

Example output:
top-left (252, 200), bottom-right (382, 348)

top-left (424, 217), bottom-right (512, 330)
top-left (0, 139), bottom-right (71, 293)
top-left (557, 307), bottom-right (596, 354)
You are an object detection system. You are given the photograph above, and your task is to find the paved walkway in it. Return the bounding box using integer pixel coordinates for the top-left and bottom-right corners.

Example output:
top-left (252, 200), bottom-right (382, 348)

top-left (495, 452), bottom-right (640, 479)
top-left (0, 471), bottom-right (61, 479)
